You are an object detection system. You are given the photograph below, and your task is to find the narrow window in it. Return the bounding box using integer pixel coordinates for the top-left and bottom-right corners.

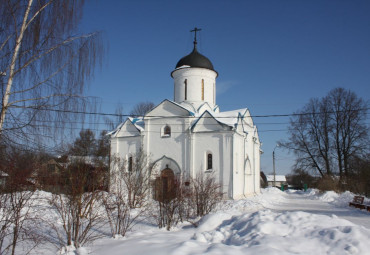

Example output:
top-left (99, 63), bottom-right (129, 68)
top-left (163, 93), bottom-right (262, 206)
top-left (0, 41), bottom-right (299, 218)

top-left (164, 125), bottom-right (171, 136)
top-left (184, 79), bottom-right (187, 100)
top-left (128, 156), bottom-right (133, 172)
top-left (207, 153), bottom-right (213, 170)
top-left (201, 79), bottom-right (204, 101)
top-left (213, 83), bottom-right (215, 104)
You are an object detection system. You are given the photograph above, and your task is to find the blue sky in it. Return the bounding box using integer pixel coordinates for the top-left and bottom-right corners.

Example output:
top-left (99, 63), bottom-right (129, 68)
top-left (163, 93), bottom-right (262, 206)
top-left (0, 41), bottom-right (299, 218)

top-left (80, 0), bottom-right (370, 175)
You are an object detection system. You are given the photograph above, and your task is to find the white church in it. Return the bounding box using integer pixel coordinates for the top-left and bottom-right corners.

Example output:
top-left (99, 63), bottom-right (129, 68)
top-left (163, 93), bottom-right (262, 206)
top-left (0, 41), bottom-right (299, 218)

top-left (110, 29), bottom-right (262, 199)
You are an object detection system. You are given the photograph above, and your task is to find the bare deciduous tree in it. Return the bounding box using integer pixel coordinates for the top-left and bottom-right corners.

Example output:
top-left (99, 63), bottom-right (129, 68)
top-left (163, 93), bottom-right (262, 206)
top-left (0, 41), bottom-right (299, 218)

top-left (130, 102), bottom-right (155, 117)
top-left (101, 190), bottom-right (142, 238)
top-left (0, 0), bottom-right (103, 148)
top-left (285, 98), bottom-right (332, 177)
top-left (152, 172), bottom-right (222, 231)
top-left (110, 151), bottom-right (152, 209)
top-left (190, 172), bottom-right (222, 217)
top-left (104, 104), bottom-right (125, 131)
top-left (347, 154), bottom-right (370, 196)
top-left (327, 88), bottom-right (368, 178)
top-left (0, 147), bottom-right (42, 255)
top-left (153, 177), bottom-right (185, 231)
top-left (0, 192), bottom-right (13, 254)
top-left (48, 161), bottom-right (105, 249)
top-left (103, 151), bottom-right (151, 237)
top-left (284, 88), bottom-right (368, 180)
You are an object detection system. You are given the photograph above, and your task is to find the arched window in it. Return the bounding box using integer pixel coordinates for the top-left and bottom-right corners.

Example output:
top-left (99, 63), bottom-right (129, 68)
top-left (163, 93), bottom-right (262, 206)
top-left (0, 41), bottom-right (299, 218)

top-left (162, 125), bottom-right (171, 137)
top-left (207, 153), bottom-right (213, 170)
top-left (128, 156), bottom-right (133, 172)
top-left (184, 79), bottom-right (187, 100)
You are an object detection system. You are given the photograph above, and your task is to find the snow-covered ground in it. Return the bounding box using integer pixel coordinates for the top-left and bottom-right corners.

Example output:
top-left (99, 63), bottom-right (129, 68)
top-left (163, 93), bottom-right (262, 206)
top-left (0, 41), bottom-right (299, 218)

top-left (30, 188), bottom-right (370, 254)
top-left (86, 188), bottom-right (369, 255)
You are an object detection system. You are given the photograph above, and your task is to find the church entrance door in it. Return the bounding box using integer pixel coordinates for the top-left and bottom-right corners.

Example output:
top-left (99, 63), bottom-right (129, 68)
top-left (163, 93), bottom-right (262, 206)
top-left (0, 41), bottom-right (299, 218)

top-left (154, 168), bottom-right (176, 202)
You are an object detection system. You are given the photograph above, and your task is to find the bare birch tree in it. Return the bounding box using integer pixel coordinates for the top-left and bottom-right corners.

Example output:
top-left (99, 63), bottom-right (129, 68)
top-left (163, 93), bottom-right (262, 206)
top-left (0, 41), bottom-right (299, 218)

top-left (0, 0), bottom-right (103, 148)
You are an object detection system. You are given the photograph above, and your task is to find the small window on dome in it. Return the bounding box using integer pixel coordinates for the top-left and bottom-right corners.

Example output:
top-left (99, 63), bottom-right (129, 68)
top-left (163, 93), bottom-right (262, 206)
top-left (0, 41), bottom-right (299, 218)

top-left (213, 83), bottom-right (215, 104)
top-left (184, 79), bottom-right (187, 100)
top-left (201, 79), bottom-right (204, 101)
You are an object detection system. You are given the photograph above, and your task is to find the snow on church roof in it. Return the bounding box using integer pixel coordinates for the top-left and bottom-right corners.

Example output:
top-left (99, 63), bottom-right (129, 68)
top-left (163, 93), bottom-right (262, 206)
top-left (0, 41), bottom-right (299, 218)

top-left (213, 108), bottom-right (248, 127)
top-left (108, 101), bottom-right (253, 136)
top-left (190, 108), bottom-right (249, 128)
top-left (190, 108), bottom-right (251, 131)
top-left (130, 117), bottom-right (145, 131)
top-left (107, 117), bottom-right (144, 136)
top-left (168, 100), bottom-right (195, 116)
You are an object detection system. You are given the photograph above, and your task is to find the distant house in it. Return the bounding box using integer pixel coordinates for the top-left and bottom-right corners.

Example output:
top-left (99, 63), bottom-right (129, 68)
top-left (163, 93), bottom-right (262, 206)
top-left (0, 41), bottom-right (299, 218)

top-left (37, 156), bottom-right (108, 193)
top-left (266, 175), bottom-right (287, 187)
top-left (37, 159), bottom-right (66, 193)
top-left (66, 156), bottom-right (95, 165)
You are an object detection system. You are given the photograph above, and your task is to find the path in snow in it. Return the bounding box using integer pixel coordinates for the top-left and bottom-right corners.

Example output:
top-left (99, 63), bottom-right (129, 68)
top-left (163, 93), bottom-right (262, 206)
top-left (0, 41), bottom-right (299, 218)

top-left (268, 191), bottom-right (370, 229)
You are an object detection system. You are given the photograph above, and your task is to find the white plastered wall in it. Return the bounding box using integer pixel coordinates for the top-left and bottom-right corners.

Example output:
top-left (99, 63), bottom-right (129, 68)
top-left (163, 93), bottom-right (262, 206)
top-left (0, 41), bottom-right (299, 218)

top-left (172, 67), bottom-right (217, 109)
top-left (191, 131), bottom-right (233, 199)
top-left (110, 136), bottom-right (141, 192)
top-left (144, 101), bottom-right (193, 179)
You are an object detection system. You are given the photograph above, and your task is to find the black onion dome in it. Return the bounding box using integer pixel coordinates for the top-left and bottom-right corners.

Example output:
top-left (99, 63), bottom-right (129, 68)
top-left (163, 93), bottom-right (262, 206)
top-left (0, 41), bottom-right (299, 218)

top-left (175, 46), bottom-right (215, 71)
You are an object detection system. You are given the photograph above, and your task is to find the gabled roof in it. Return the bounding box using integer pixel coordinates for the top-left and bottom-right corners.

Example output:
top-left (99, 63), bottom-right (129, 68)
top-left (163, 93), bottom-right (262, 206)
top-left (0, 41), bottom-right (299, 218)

top-left (108, 117), bottom-right (143, 137)
top-left (176, 101), bottom-right (197, 114)
top-left (266, 175), bottom-right (287, 182)
top-left (196, 102), bottom-right (214, 115)
top-left (191, 110), bottom-right (233, 132)
top-left (191, 108), bottom-right (259, 135)
top-left (145, 99), bottom-right (195, 118)
top-left (211, 108), bottom-right (249, 128)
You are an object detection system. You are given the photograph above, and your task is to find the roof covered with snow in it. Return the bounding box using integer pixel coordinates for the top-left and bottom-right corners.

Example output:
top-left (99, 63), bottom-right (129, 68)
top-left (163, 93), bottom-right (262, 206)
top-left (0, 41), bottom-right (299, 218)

top-left (266, 175), bottom-right (287, 182)
top-left (212, 108), bottom-right (248, 127)
top-left (0, 170), bottom-right (8, 177)
top-left (109, 100), bottom-right (256, 136)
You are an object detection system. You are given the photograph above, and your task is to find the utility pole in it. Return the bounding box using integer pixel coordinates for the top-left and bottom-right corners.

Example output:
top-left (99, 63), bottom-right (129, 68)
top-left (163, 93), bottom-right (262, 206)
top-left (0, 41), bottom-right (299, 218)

top-left (273, 144), bottom-right (279, 187)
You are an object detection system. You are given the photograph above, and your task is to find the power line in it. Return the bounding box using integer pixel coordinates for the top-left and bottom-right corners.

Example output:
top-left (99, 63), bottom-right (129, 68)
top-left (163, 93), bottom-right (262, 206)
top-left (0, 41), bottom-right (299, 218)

top-left (5, 118), bottom-right (370, 127)
top-left (3, 122), bottom-right (290, 133)
top-left (9, 105), bottom-right (369, 119)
